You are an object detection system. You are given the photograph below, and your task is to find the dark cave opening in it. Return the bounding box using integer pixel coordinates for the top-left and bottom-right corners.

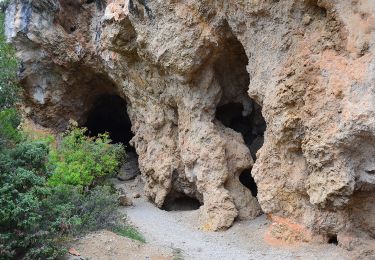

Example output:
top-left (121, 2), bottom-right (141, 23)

top-left (84, 94), bottom-right (135, 152)
top-left (214, 26), bottom-right (266, 198)
top-left (162, 194), bottom-right (201, 212)
top-left (215, 101), bottom-right (265, 198)
top-left (239, 169), bottom-right (258, 197)
top-left (215, 102), bottom-right (266, 161)
top-left (328, 234), bottom-right (338, 245)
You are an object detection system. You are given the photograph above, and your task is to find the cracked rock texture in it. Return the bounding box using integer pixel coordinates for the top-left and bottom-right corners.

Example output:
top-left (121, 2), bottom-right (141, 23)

top-left (5, 0), bottom-right (375, 251)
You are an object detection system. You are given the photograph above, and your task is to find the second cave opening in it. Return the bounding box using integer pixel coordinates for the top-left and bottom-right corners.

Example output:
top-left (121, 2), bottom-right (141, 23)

top-left (216, 101), bottom-right (265, 198)
top-left (214, 26), bottom-right (266, 198)
top-left (215, 102), bottom-right (266, 161)
top-left (162, 194), bottom-right (201, 211)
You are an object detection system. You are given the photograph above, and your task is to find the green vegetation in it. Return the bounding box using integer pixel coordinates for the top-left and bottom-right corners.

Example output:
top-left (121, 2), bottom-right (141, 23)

top-left (112, 226), bottom-right (146, 243)
top-left (0, 12), bottom-right (139, 259)
top-left (0, 9), bottom-right (20, 147)
top-left (0, 108), bottom-right (21, 146)
top-left (0, 12), bottom-right (20, 110)
top-left (0, 115), bottom-right (125, 259)
top-left (0, 140), bottom-right (120, 259)
top-left (48, 127), bottom-right (125, 187)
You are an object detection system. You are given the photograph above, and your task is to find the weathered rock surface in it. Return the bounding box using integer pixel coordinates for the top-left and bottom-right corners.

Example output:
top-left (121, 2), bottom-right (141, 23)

top-left (5, 0), bottom-right (375, 251)
top-left (117, 152), bottom-right (140, 181)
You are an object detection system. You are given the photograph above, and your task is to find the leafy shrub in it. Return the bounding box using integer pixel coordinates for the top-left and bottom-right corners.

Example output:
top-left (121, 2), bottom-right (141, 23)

top-left (0, 109), bottom-right (123, 259)
top-left (0, 108), bottom-right (21, 148)
top-left (0, 140), bottom-right (61, 259)
top-left (47, 127), bottom-right (125, 187)
top-left (0, 140), bottom-right (121, 259)
top-left (0, 112), bottom-right (125, 259)
top-left (42, 185), bottom-right (119, 236)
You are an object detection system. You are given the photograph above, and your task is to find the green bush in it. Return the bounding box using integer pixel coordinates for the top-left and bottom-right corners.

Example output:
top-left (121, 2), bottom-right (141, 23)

top-left (0, 108), bottom-right (21, 148)
top-left (0, 111), bottom-right (125, 259)
top-left (47, 127), bottom-right (125, 187)
top-left (42, 185), bottom-right (119, 236)
top-left (0, 140), bottom-right (121, 259)
top-left (0, 140), bottom-right (61, 259)
top-left (0, 126), bottom-right (128, 259)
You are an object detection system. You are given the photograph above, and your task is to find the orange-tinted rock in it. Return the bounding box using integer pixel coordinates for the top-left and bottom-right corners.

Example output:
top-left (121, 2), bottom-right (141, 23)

top-left (5, 1), bottom-right (375, 248)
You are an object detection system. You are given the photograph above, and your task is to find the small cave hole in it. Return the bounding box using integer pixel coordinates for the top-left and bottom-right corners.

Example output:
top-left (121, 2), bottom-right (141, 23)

top-left (328, 234), bottom-right (338, 245)
top-left (162, 194), bottom-right (201, 212)
top-left (84, 94), bottom-right (135, 152)
top-left (239, 169), bottom-right (258, 197)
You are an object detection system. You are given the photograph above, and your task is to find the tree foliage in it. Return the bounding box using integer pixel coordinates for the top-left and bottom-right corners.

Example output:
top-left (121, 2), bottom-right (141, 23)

top-left (0, 107), bottom-right (21, 147)
top-left (0, 12), bottom-right (20, 110)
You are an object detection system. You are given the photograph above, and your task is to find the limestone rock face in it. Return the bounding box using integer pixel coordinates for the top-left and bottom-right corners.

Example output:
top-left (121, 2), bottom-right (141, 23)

top-left (6, 0), bottom-right (375, 246)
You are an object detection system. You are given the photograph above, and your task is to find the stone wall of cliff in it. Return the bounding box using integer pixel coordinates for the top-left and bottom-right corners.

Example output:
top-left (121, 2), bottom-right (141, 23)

top-left (6, 0), bottom-right (375, 250)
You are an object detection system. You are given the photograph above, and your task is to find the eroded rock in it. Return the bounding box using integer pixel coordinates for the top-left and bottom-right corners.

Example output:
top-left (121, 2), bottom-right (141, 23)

top-left (5, 0), bottom-right (375, 250)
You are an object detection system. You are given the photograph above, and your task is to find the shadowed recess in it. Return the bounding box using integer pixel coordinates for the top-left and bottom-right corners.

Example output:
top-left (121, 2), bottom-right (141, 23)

top-left (162, 193), bottom-right (201, 211)
top-left (216, 102), bottom-right (266, 160)
top-left (239, 169), bottom-right (258, 197)
top-left (328, 234), bottom-right (338, 245)
top-left (214, 29), bottom-right (266, 197)
top-left (84, 94), bottom-right (134, 151)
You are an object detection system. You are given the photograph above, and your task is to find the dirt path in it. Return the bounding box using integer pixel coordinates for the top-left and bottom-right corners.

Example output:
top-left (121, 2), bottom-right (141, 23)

top-left (120, 180), bottom-right (351, 260)
top-left (72, 230), bottom-right (174, 260)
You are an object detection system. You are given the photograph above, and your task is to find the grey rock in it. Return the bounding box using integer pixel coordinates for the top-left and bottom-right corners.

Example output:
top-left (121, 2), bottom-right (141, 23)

top-left (117, 152), bottom-right (140, 181)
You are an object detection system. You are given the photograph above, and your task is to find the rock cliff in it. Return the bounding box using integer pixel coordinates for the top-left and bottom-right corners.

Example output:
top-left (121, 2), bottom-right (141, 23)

top-left (6, 0), bottom-right (375, 250)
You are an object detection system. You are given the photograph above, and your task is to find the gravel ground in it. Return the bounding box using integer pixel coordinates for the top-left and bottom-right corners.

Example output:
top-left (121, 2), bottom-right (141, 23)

top-left (119, 179), bottom-right (352, 260)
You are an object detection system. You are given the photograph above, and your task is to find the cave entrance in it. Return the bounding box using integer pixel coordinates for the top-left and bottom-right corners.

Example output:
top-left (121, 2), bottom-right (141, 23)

top-left (84, 94), bottom-right (140, 180)
top-left (84, 94), bottom-right (134, 150)
top-left (214, 26), bottom-right (266, 197)
top-left (216, 101), bottom-right (265, 197)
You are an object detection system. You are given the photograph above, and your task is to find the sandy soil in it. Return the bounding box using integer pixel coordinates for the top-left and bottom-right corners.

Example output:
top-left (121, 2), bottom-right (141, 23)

top-left (116, 178), bottom-right (352, 260)
top-left (70, 178), bottom-right (352, 260)
top-left (70, 230), bottom-right (174, 260)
